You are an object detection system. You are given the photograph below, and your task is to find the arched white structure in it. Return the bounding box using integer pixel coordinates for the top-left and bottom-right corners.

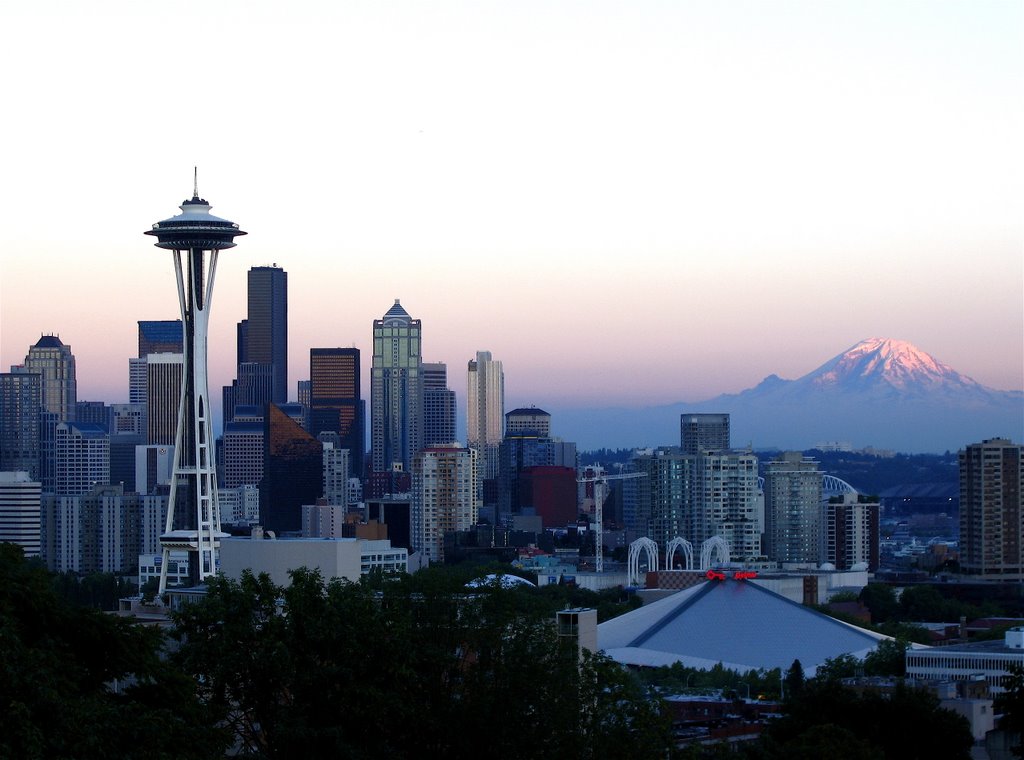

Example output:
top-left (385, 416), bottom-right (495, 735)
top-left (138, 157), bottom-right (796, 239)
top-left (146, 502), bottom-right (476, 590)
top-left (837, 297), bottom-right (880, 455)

top-left (700, 536), bottom-right (730, 570)
top-left (823, 475), bottom-right (857, 497)
top-left (628, 537), bottom-right (659, 586)
top-left (665, 537), bottom-right (694, 571)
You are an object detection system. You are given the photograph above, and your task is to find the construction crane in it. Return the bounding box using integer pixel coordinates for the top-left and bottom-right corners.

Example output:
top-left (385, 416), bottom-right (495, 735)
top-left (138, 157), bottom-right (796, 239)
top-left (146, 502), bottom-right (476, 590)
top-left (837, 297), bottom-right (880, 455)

top-left (577, 470), bottom-right (646, 573)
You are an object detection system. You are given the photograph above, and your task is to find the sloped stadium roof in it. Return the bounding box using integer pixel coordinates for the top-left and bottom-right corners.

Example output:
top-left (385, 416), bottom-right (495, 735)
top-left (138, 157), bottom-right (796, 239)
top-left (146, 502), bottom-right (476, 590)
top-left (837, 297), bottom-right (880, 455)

top-left (599, 578), bottom-right (889, 674)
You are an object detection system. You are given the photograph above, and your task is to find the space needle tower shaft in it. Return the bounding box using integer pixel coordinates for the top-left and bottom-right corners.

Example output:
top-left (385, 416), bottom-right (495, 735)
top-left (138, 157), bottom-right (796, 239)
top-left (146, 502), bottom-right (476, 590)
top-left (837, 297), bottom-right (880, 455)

top-left (146, 175), bottom-right (246, 593)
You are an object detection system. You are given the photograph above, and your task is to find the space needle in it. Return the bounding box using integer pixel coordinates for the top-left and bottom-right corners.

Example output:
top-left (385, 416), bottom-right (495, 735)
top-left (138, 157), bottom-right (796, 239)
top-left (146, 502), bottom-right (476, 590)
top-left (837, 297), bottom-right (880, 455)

top-left (146, 174), bottom-right (246, 593)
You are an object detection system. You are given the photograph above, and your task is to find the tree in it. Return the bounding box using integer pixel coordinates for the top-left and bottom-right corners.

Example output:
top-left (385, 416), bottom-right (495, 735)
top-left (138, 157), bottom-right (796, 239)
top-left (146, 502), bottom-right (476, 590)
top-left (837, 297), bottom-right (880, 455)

top-left (814, 653), bottom-right (860, 682)
top-left (897, 585), bottom-right (953, 622)
top-left (172, 567), bottom-right (673, 758)
top-left (995, 664), bottom-right (1024, 757)
top-left (859, 583), bottom-right (898, 623)
top-left (784, 659), bottom-right (806, 699)
top-left (863, 638), bottom-right (909, 677)
top-left (0, 543), bottom-right (225, 760)
top-left (759, 679), bottom-right (973, 759)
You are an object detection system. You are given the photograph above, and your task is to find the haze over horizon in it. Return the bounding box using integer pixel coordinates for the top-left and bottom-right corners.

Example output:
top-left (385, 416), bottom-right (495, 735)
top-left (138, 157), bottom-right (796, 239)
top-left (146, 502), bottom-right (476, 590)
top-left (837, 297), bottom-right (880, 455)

top-left (2, 1), bottom-right (1021, 422)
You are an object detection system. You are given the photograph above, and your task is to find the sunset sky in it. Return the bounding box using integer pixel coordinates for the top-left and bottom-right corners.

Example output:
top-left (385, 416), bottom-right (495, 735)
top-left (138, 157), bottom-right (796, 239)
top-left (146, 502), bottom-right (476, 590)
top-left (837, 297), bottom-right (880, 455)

top-left (1, 1), bottom-right (1021, 426)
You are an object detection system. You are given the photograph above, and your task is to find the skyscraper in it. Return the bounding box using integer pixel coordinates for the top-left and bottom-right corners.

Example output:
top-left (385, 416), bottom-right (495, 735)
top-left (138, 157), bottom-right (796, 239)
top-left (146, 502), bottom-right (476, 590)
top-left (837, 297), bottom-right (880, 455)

top-left (260, 403), bottom-right (323, 533)
top-left (309, 347), bottom-right (363, 477)
top-left (695, 450), bottom-right (761, 560)
top-left (505, 407), bottom-right (551, 437)
top-left (371, 300), bottom-right (422, 474)
top-left (629, 449), bottom-right (696, 548)
top-left (245, 265), bottom-right (288, 404)
top-left (223, 266), bottom-right (288, 424)
top-left (959, 438), bottom-right (1023, 580)
top-left (0, 371), bottom-right (42, 478)
top-left (680, 413), bottom-right (730, 455)
top-left (626, 446), bottom-right (760, 560)
top-left (22, 335), bottom-right (77, 423)
top-left (422, 362), bottom-right (456, 447)
top-left (497, 409), bottom-right (577, 523)
top-left (146, 353), bottom-right (184, 445)
top-left (467, 351), bottom-right (504, 480)
top-left (823, 493), bottom-right (880, 571)
top-left (412, 444), bottom-right (479, 563)
top-left (0, 471), bottom-right (42, 557)
top-left (763, 452), bottom-right (824, 564)
top-left (75, 400), bottom-right (110, 429)
top-left (54, 422), bottom-right (110, 496)
top-left (138, 320), bottom-right (183, 357)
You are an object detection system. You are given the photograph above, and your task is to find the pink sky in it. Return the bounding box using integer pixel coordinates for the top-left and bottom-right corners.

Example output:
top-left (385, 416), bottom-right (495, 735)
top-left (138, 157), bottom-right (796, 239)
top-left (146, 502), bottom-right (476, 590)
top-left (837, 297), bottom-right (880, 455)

top-left (1, 1), bottom-right (1021, 415)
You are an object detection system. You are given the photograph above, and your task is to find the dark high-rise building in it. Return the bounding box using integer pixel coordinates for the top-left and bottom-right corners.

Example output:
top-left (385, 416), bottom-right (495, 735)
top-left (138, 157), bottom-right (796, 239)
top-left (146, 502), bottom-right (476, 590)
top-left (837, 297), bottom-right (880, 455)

top-left (823, 493), bottom-right (880, 571)
top-left (310, 348), bottom-right (363, 478)
top-left (146, 353), bottom-right (183, 445)
top-left (260, 403), bottom-right (322, 533)
top-left (422, 361), bottom-right (456, 447)
top-left (680, 413), bottom-right (730, 455)
top-left (75, 401), bottom-right (110, 430)
top-left (366, 497), bottom-right (412, 551)
top-left (224, 266), bottom-right (287, 425)
top-left (497, 426), bottom-right (576, 523)
top-left (296, 380), bottom-right (310, 407)
top-left (138, 320), bottom-right (183, 357)
top-left (959, 438), bottom-right (1023, 580)
top-left (245, 265), bottom-right (288, 404)
top-left (236, 362), bottom-right (275, 407)
top-left (0, 371), bottom-right (42, 479)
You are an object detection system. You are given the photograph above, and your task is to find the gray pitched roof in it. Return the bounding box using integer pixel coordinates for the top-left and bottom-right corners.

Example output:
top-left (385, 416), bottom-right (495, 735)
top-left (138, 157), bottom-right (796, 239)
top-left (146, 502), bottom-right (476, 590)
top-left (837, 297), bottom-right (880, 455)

top-left (383, 299), bottom-right (411, 321)
top-left (599, 578), bottom-right (888, 674)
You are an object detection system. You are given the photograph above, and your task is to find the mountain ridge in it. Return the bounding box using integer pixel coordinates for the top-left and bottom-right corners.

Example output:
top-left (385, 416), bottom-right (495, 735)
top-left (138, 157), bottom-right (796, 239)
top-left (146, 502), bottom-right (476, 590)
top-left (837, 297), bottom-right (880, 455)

top-left (546, 338), bottom-right (1023, 453)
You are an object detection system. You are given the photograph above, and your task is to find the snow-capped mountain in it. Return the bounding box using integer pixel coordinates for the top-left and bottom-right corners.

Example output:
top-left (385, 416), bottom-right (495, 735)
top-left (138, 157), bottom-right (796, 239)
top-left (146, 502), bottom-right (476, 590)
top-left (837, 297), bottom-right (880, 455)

top-left (549, 339), bottom-right (1023, 452)
top-left (806, 338), bottom-right (983, 393)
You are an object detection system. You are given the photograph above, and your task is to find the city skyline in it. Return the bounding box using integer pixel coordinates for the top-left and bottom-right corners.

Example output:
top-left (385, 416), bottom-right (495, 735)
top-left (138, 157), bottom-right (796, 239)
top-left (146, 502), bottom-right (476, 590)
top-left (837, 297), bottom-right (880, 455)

top-left (1, 1), bottom-right (1021, 420)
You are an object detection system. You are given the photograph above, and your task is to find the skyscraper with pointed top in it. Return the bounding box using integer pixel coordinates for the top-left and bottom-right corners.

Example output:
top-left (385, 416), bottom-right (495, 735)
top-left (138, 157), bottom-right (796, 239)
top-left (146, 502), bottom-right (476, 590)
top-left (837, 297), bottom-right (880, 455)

top-left (145, 177), bottom-right (245, 591)
top-left (371, 299), bottom-right (422, 474)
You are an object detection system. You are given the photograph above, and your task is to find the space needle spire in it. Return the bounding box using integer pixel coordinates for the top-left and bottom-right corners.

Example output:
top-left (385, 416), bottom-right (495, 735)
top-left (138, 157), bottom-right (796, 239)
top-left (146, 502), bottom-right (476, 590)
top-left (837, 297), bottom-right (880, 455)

top-left (146, 177), bottom-right (246, 593)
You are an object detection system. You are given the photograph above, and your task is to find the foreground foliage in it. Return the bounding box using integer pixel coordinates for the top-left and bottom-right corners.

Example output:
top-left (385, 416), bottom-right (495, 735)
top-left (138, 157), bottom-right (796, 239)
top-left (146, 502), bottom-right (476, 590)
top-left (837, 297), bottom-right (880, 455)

top-left (752, 678), bottom-right (973, 760)
top-left (171, 568), bottom-right (673, 758)
top-left (0, 543), bottom-right (226, 760)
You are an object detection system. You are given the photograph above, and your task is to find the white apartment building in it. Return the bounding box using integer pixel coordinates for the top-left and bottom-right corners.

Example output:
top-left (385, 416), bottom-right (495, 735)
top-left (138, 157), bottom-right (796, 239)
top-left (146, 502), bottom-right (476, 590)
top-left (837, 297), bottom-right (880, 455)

top-left (0, 471), bottom-right (42, 556)
top-left (412, 444), bottom-right (479, 563)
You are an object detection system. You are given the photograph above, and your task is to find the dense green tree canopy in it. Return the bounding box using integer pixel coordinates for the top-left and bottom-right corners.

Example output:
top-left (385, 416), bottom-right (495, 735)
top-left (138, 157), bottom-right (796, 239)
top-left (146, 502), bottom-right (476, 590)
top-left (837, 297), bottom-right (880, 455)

top-left (0, 543), bottom-right (225, 760)
top-left (995, 664), bottom-right (1024, 757)
top-left (171, 568), bottom-right (673, 758)
top-left (755, 679), bottom-right (973, 760)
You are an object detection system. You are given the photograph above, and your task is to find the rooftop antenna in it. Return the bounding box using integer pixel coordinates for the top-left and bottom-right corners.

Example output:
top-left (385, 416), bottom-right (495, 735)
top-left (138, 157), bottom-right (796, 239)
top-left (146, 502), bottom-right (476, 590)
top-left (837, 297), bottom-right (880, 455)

top-left (193, 166), bottom-right (199, 199)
